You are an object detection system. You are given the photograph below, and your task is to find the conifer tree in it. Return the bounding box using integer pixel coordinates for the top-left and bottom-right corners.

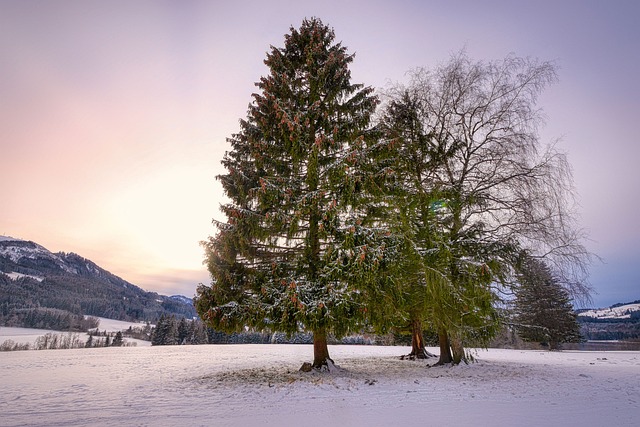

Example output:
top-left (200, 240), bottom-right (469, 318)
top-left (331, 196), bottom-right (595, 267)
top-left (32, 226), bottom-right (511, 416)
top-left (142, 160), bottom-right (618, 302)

top-left (187, 320), bottom-right (209, 345)
top-left (151, 314), bottom-right (166, 346)
top-left (177, 317), bottom-right (189, 345)
top-left (514, 254), bottom-right (582, 349)
top-left (151, 314), bottom-right (179, 346)
top-left (112, 331), bottom-right (123, 347)
top-left (196, 18), bottom-right (377, 369)
top-left (349, 91), bottom-right (446, 359)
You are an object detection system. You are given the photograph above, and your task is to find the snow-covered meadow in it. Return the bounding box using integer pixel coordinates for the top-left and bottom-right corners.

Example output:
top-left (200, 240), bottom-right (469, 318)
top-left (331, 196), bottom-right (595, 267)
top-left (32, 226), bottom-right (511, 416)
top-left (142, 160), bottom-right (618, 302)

top-left (0, 318), bottom-right (152, 348)
top-left (1, 343), bottom-right (638, 426)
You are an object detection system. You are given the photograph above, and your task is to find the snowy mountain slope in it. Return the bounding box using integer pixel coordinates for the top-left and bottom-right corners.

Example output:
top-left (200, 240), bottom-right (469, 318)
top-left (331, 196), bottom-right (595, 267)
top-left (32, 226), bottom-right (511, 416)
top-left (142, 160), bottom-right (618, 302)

top-left (0, 236), bottom-right (196, 322)
top-left (578, 302), bottom-right (640, 320)
top-left (0, 236), bottom-right (75, 274)
top-left (0, 236), bottom-right (131, 285)
top-left (167, 294), bottom-right (194, 305)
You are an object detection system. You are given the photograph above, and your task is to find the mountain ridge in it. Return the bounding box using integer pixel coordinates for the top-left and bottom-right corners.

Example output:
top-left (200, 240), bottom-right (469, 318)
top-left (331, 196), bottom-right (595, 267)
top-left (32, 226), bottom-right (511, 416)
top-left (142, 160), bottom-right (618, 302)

top-left (0, 236), bottom-right (196, 323)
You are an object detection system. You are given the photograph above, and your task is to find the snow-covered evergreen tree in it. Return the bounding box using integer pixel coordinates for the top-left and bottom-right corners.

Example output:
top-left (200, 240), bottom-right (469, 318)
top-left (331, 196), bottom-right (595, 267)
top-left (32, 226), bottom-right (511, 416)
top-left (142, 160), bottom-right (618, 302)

top-left (195, 18), bottom-right (377, 368)
top-left (151, 314), bottom-right (179, 346)
top-left (112, 331), bottom-right (123, 347)
top-left (514, 254), bottom-right (582, 349)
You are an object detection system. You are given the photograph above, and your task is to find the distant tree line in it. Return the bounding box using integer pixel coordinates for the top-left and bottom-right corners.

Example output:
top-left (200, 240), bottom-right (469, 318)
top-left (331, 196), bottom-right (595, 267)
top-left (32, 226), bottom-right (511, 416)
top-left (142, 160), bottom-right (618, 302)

top-left (150, 315), bottom-right (392, 346)
top-left (151, 314), bottom-right (208, 345)
top-left (0, 306), bottom-right (99, 331)
top-left (578, 319), bottom-right (640, 341)
top-left (84, 330), bottom-right (133, 348)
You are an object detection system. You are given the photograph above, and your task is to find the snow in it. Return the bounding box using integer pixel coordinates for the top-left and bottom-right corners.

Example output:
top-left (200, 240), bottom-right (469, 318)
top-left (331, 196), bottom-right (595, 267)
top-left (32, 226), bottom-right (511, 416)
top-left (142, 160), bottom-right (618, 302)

top-left (3, 271), bottom-right (44, 282)
top-left (0, 318), bottom-right (152, 347)
top-left (0, 239), bottom-right (75, 274)
top-left (1, 345), bottom-right (638, 426)
top-left (580, 303), bottom-right (640, 319)
top-left (91, 317), bottom-right (153, 332)
top-left (0, 326), bottom-right (64, 344)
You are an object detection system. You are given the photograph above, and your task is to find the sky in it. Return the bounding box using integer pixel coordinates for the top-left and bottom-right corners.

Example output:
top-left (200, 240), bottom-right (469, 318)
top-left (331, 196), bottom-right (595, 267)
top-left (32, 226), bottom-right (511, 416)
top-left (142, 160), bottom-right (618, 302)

top-left (1, 0), bottom-right (638, 307)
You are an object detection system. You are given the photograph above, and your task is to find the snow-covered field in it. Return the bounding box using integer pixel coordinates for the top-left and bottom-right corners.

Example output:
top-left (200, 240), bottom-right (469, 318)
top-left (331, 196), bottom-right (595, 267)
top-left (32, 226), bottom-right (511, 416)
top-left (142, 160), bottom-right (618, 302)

top-left (0, 318), bottom-right (152, 347)
top-left (580, 302), bottom-right (640, 319)
top-left (1, 344), bottom-right (638, 426)
top-left (0, 326), bottom-right (67, 345)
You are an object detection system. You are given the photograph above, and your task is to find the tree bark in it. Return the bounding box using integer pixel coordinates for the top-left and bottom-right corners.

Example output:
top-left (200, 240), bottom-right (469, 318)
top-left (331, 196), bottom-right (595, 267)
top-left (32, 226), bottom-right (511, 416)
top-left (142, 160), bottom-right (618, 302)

top-left (450, 335), bottom-right (465, 364)
top-left (435, 328), bottom-right (453, 365)
top-left (411, 319), bottom-right (427, 358)
top-left (405, 318), bottom-right (436, 359)
top-left (312, 328), bottom-right (333, 369)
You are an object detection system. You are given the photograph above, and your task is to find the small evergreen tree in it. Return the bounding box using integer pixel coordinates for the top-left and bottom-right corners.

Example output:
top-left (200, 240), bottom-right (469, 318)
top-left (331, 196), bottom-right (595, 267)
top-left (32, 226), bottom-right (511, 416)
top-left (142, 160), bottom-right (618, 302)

top-left (151, 315), bottom-right (164, 346)
top-left (514, 254), bottom-right (582, 350)
top-left (188, 320), bottom-right (209, 345)
top-left (112, 331), bottom-right (123, 347)
top-left (177, 318), bottom-right (189, 345)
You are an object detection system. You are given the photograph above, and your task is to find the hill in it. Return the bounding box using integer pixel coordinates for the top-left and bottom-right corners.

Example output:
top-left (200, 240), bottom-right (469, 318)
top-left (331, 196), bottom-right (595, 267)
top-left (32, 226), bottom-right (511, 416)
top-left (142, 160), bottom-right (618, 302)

top-left (577, 301), bottom-right (640, 320)
top-left (0, 236), bottom-right (196, 327)
top-left (576, 301), bottom-right (640, 341)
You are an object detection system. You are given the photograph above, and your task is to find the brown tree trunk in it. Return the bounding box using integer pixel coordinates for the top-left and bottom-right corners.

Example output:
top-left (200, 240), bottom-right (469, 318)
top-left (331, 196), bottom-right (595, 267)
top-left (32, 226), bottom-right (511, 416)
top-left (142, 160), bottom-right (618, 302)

top-left (411, 319), bottom-right (426, 358)
top-left (404, 318), bottom-right (436, 359)
top-left (312, 328), bottom-right (333, 369)
top-left (450, 335), bottom-right (465, 364)
top-left (435, 328), bottom-right (453, 365)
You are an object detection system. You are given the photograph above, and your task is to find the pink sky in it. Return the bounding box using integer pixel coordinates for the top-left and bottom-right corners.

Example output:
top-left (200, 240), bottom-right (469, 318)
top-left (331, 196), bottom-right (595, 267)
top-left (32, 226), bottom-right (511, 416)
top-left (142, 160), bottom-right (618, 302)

top-left (1, 0), bottom-right (638, 306)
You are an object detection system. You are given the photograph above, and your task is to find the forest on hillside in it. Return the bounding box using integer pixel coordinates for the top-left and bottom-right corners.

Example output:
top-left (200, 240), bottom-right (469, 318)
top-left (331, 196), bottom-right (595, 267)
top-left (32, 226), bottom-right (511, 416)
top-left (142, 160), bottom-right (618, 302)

top-left (0, 272), bottom-right (195, 329)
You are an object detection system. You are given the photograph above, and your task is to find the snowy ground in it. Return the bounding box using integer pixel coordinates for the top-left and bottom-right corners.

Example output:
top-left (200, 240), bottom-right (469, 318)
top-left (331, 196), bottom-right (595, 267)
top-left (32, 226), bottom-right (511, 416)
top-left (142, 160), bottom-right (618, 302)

top-left (0, 318), bottom-right (152, 347)
top-left (0, 326), bottom-right (66, 345)
top-left (1, 344), bottom-right (638, 426)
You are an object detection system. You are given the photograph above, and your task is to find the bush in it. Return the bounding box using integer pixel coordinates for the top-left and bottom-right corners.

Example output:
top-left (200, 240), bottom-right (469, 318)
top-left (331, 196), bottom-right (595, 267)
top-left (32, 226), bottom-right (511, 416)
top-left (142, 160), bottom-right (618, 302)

top-left (0, 339), bottom-right (31, 351)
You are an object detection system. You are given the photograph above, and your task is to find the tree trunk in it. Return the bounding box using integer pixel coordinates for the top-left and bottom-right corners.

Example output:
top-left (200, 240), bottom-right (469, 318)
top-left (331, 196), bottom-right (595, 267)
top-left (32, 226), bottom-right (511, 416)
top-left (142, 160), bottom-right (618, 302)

top-left (312, 328), bottom-right (333, 369)
top-left (404, 318), bottom-right (436, 359)
top-left (410, 319), bottom-right (427, 358)
top-left (435, 328), bottom-right (453, 365)
top-left (450, 335), bottom-right (465, 364)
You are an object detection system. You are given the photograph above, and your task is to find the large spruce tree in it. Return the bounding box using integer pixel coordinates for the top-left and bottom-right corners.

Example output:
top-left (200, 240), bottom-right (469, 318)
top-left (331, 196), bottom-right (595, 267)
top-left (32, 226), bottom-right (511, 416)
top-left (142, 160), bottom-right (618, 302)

top-left (195, 18), bottom-right (377, 369)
